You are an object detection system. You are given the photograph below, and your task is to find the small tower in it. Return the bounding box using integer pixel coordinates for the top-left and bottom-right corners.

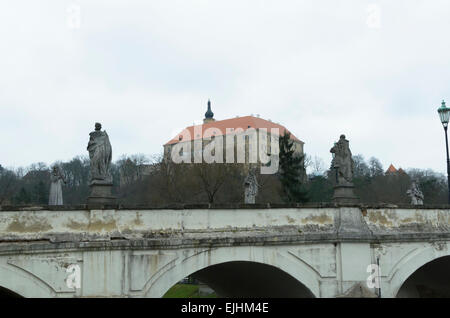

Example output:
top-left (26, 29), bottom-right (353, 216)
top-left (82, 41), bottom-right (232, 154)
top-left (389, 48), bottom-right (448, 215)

top-left (203, 99), bottom-right (215, 124)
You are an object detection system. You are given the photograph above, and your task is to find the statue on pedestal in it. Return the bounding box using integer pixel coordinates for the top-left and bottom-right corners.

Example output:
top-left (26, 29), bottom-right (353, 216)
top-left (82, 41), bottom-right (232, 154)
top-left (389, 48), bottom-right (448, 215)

top-left (87, 123), bottom-right (115, 204)
top-left (407, 181), bottom-right (424, 205)
top-left (330, 135), bottom-right (358, 204)
top-left (87, 122), bottom-right (112, 185)
top-left (330, 135), bottom-right (354, 186)
top-left (244, 168), bottom-right (259, 204)
top-left (49, 166), bottom-right (66, 205)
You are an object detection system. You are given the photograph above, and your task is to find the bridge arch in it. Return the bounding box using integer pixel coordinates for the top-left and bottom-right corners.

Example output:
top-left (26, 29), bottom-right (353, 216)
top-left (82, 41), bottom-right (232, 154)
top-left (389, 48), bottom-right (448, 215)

top-left (145, 246), bottom-right (321, 298)
top-left (390, 245), bottom-right (450, 297)
top-left (0, 286), bottom-right (21, 298)
top-left (0, 265), bottom-right (55, 298)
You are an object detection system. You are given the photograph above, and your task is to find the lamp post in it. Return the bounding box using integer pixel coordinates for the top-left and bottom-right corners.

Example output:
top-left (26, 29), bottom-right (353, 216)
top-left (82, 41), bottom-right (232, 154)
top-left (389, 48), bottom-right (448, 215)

top-left (437, 100), bottom-right (450, 204)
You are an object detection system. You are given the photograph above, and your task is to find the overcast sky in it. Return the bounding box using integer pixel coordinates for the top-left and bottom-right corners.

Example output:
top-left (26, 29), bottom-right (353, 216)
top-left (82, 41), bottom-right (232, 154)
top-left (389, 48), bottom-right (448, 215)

top-left (1, 1), bottom-right (450, 174)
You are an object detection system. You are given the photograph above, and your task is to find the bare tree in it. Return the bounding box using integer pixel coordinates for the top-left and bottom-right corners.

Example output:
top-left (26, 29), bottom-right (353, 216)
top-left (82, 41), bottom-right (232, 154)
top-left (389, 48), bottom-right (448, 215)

top-left (193, 163), bottom-right (239, 204)
top-left (368, 157), bottom-right (384, 177)
top-left (309, 156), bottom-right (326, 176)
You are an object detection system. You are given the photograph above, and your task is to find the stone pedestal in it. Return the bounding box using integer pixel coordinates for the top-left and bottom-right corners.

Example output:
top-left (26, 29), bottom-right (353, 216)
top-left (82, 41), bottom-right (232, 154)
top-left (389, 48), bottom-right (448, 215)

top-left (87, 183), bottom-right (116, 205)
top-left (333, 185), bottom-right (359, 204)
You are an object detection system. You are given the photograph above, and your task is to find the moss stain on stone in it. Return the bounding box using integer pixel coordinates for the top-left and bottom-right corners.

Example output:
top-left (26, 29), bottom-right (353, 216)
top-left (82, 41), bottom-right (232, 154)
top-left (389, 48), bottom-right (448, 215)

top-left (437, 212), bottom-right (450, 226)
top-left (413, 212), bottom-right (426, 224)
top-left (368, 211), bottom-right (394, 227)
top-left (134, 213), bottom-right (144, 226)
top-left (301, 214), bottom-right (333, 225)
top-left (6, 216), bottom-right (53, 233)
top-left (66, 219), bottom-right (88, 231)
top-left (88, 219), bottom-right (118, 232)
top-left (286, 216), bottom-right (295, 224)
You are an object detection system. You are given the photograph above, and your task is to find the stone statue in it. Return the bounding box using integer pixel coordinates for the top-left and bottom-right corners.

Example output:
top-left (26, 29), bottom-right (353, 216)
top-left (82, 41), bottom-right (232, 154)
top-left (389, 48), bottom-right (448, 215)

top-left (330, 134), bottom-right (354, 185)
top-left (244, 168), bottom-right (259, 204)
top-left (87, 123), bottom-right (112, 185)
top-left (330, 134), bottom-right (358, 204)
top-left (49, 166), bottom-right (66, 205)
top-left (407, 181), bottom-right (424, 205)
top-left (86, 123), bottom-right (115, 204)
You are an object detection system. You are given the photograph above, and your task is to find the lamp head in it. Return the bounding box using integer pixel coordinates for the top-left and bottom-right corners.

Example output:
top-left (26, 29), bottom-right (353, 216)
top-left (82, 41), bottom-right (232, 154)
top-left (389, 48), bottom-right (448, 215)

top-left (438, 100), bottom-right (450, 128)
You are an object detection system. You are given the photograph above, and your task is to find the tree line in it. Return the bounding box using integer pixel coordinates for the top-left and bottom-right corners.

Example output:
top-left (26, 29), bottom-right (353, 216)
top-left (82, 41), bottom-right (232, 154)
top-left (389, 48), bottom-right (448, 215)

top-left (0, 136), bottom-right (448, 205)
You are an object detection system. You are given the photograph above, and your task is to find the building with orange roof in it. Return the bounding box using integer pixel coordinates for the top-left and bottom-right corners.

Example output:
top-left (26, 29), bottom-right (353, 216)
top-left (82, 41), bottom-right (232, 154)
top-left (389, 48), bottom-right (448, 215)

top-left (163, 100), bottom-right (304, 165)
top-left (386, 164), bottom-right (398, 174)
top-left (385, 164), bottom-right (408, 176)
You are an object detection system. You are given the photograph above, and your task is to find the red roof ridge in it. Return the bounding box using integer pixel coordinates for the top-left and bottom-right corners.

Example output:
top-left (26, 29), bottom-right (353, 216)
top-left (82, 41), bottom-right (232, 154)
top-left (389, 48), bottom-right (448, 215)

top-left (165, 115), bottom-right (303, 145)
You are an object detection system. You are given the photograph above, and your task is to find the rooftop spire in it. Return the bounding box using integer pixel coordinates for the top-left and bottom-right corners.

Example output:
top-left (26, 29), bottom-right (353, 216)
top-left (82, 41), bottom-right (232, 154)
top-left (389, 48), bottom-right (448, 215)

top-left (203, 99), bottom-right (215, 123)
top-left (205, 99), bottom-right (214, 119)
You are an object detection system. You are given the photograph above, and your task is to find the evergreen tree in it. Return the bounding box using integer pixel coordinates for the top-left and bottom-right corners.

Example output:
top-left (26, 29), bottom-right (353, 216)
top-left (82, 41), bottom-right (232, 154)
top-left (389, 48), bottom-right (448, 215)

top-left (278, 132), bottom-right (308, 203)
top-left (307, 175), bottom-right (333, 202)
top-left (15, 187), bottom-right (30, 204)
top-left (32, 181), bottom-right (48, 204)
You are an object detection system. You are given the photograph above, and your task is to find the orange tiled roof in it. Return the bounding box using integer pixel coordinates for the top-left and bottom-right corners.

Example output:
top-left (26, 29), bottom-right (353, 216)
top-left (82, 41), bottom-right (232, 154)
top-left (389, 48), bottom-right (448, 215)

top-left (165, 116), bottom-right (303, 145)
top-left (386, 164), bottom-right (397, 173)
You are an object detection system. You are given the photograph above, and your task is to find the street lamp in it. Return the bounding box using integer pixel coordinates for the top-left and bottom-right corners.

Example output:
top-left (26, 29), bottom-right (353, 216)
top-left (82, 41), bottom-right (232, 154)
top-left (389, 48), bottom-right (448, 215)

top-left (437, 100), bottom-right (450, 204)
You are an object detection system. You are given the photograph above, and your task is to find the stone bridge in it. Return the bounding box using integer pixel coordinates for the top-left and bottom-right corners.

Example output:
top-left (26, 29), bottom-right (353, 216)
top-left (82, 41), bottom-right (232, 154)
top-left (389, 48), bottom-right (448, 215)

top-left (0, 204), bottom-right (449, 298)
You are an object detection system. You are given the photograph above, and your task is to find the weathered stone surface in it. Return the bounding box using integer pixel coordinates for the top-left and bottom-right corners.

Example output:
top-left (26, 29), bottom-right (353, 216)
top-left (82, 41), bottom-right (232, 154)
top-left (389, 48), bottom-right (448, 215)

top-left (332, 185), bottom-right (359, 204)
top-left (0, 238), bottom-right (449, 298)
top-left (87, 184), bottom-right (115, 205)
top-left (0, 206), bottom-right (449, 247)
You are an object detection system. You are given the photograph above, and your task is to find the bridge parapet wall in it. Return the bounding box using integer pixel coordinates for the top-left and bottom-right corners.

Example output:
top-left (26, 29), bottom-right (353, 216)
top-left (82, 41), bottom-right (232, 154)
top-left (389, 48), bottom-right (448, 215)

top-left (0, 204), bottom-right (449, 253)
